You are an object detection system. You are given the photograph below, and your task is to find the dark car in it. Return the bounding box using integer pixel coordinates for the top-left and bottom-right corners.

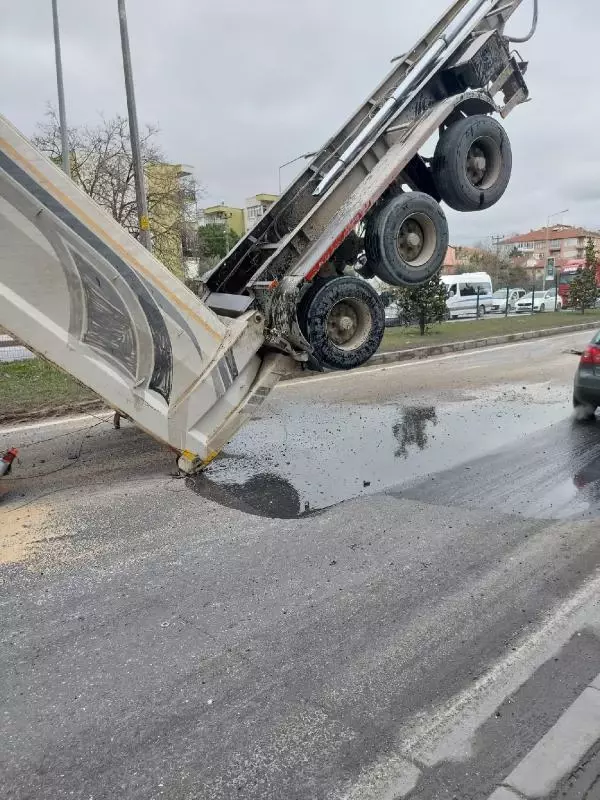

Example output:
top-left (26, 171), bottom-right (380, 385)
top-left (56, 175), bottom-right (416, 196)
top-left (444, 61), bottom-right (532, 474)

top-left (573, 329), bottom-right (600, 420)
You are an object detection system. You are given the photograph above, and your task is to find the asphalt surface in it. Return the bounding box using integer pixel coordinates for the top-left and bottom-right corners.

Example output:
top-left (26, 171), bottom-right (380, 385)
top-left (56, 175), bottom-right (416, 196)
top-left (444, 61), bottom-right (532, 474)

top-left (2, 329), bottom-right (600, 799)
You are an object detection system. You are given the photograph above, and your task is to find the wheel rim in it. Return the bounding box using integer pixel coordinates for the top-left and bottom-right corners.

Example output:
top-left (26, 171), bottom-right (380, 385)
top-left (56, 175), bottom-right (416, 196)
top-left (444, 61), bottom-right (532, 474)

top-left (395, 212), bottom-right (437, 268)
top-left (465, 136), bottom-right (502, 190)
top-left (325, 298), bottom-right (371, 351)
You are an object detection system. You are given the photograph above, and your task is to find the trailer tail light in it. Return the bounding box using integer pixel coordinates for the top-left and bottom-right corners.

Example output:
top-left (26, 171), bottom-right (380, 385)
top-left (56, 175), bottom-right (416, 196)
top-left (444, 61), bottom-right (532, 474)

top-left (580, 345), bottom-right (600, 365)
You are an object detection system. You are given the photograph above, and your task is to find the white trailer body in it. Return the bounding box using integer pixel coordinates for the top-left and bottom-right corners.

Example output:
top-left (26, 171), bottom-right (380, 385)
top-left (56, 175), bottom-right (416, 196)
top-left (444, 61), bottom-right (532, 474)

top-left (0, 118), bottom-right (292, 472)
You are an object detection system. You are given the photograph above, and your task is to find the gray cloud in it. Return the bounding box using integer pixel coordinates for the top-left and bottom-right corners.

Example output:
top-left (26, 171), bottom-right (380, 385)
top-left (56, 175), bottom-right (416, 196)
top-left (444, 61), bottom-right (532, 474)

top-left (2, 0), bottom-right (599, 245)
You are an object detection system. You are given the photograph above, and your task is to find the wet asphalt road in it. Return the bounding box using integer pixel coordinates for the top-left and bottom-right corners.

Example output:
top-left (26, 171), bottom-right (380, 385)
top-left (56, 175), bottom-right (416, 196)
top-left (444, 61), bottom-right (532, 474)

top-left (2, 330), bottom-right (600, 800)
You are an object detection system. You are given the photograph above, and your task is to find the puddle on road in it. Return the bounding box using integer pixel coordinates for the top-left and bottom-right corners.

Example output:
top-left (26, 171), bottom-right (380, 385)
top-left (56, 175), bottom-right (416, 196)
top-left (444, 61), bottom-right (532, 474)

top-left (188, 385), bottom-right (574, 518)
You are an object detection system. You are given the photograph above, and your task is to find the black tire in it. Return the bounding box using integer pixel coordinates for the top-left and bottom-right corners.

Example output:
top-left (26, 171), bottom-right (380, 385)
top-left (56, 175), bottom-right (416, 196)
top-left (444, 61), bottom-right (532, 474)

top-left (297, 275), bottom-right (335, 335)
top-left (298, 276), bottom-right (385, 370)
top-left (539, 303), bottom-right (545, 313)
top-left (365, 192), bottom-right (449, 286)
top-left (477, 304), bottom-right (486, 318)
top-left (432, 115), bottom-right (512, 212)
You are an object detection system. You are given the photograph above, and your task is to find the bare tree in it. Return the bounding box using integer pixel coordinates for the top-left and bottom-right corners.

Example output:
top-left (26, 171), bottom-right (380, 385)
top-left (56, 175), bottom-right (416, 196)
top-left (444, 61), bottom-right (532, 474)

top-left (33, 108), bottom-right (200, 278)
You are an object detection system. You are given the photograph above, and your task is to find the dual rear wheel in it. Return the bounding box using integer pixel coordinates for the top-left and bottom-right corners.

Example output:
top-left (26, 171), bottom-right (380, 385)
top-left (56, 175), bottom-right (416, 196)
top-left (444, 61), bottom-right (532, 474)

top-left (299, 114), bottom-right (512, 370)
top-left (365, 191), bottom-right (449, 287)
top-left (365, 115), bottom-right (512, 288)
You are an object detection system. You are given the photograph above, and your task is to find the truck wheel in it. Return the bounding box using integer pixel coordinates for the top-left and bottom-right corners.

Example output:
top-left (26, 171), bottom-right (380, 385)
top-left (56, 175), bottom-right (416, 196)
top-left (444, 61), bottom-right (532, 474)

top-left (365, 192), bottom-right (449, 286)
top-left (298, 276), bottom-right (385, 370)
top-left (432, 115), bottom-right (512, 212)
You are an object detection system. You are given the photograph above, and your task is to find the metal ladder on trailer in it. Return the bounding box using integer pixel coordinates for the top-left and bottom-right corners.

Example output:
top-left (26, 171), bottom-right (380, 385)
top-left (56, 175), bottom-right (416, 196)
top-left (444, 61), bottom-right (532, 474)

top-left (203, 0), bottom-right (533, 333)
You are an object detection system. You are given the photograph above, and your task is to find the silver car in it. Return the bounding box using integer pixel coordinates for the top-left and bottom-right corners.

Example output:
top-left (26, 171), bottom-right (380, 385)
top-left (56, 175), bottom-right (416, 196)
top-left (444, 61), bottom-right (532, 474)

top-left (491, 288), bottom-right (526, 313)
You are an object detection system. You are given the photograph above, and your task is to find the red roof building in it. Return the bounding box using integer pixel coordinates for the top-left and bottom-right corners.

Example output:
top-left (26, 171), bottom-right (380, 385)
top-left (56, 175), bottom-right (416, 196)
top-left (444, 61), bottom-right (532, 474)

top-left (500, 225), bottom-right (600, 269)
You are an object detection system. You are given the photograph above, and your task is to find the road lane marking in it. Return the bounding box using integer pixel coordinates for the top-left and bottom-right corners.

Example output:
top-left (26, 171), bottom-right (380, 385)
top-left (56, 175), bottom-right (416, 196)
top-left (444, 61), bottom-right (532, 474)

top-left (494, 679), bottom-right (600, 798)
top-left (345, 564), bottom-right (600, 800)
top-left (279, 330), bottom-right (590, 388)
top-left (407, 565), bottom-right (600, 767)
top-left (1, 413), bottom-right (112, 435)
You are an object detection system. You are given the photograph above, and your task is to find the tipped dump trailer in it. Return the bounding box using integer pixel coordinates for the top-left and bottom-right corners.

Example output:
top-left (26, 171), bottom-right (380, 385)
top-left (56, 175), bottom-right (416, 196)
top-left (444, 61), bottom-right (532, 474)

top-left (0, 0), bottom-right (537, 472)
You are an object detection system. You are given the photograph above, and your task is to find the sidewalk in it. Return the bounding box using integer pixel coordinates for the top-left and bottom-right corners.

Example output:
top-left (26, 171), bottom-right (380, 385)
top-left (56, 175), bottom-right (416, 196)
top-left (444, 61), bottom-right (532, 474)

top-left (488, 674), bottom-right (600, 799)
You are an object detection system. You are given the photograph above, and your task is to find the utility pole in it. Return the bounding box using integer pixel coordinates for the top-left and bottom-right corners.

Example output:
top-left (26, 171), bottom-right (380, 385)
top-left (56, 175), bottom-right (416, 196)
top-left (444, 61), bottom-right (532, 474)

top-left (491, 233), bottom-right (504, 266)
top-left (492, 234), bottom-right (509, 316)
top-left (117, 0), bottom-right (152, 251)
top-left (51, 0), bottom-right (70, 176)
top-left (224, 218), bottom-right (230, 254)
top-left (544, 208), bottom-right (568, 290)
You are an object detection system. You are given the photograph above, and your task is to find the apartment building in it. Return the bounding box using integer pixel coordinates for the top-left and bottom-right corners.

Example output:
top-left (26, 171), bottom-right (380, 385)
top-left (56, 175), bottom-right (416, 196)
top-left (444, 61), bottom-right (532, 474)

top-left (198, 204), bottom-right (245, 237)
top-left (500, 225), bottom-right (600, 268)
top-left (243, 193), bottom-right (279, 232)
top-left (200, 194), bottom-right (279, 237)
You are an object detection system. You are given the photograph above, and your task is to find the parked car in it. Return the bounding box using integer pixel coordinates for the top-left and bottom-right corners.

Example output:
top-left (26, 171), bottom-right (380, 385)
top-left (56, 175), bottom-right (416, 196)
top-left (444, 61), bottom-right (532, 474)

top-left (573, 329), bottom-right (600, 420)
top-left (441, 272), bottom-right (494, 319)
top-left (384, 303), bottom-right (402, 327)
top-left (491, 288), bottom-right (527, 313)
top-left (515, 289), bottom-right (563, 313)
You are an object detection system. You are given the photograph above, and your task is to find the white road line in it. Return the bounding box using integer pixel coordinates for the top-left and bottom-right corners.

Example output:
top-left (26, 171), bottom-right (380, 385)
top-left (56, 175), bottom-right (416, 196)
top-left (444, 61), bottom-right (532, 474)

top-left (0, 413), bottom-right (111, 435)
top-left (407, 566), bottom-right (600, 766)
top-left (347, 566), bottom-right (600, 800)
top-left (493, 678), bottom-right (600, 798)
top-left (278, 330), bottom-right (589, 388)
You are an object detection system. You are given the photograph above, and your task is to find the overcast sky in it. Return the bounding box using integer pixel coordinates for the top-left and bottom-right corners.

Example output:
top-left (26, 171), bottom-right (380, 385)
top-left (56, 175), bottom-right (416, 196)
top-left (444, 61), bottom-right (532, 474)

top-left (2, 0), bottom-right (599, 245)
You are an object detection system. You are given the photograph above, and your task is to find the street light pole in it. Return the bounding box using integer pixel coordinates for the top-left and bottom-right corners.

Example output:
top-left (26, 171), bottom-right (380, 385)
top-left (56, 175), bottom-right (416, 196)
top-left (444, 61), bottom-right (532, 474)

top-left (278, 151), bottom-right (317, 194)
top-left (51, 0), bottom-right (70, 176)
top-left (118, 0), bottom-right (152, 251)
top-left (543, 208), bottom-right (568, 290)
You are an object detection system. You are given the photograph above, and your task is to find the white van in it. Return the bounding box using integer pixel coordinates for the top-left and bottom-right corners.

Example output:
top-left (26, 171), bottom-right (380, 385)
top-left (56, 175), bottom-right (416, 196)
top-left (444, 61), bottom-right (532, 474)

top-left (441, 272), bottom-right (494, 319)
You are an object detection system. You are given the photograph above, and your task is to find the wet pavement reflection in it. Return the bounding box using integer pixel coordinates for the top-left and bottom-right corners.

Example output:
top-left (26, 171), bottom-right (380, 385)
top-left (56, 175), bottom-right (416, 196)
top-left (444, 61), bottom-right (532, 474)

top-left (393, 406), bottom-right (438, 459)
top-left (398, 414), bottom-right (600, 521)
top-left (187, 385), bottom-right (597, 520)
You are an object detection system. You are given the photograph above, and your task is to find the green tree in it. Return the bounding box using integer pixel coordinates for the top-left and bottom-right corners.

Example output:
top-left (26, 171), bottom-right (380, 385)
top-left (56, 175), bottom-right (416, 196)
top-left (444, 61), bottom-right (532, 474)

top-left (197, 223), bottom-right (240, 260)
top-left (391, 277), bottom-right (449, 336)
top-left (505, 264), bottom-right (529, 289)
top-left (569, 238), bottom-right (599, 313)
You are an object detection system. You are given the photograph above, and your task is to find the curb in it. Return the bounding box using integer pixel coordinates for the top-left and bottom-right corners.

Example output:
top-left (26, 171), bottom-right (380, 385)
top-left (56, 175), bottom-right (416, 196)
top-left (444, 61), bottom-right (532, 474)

top-left (487, 671), bottom-right (600, 799)
top-left (279, 319), bottom-right (599, 382)
top-left (367, 320), bottom-right (600, 368)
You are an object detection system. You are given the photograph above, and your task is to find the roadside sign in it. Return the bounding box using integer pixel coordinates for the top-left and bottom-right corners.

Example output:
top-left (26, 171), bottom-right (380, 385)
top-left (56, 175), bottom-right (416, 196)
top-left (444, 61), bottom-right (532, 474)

top-left (546, 257), bottom-right (555, 279)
